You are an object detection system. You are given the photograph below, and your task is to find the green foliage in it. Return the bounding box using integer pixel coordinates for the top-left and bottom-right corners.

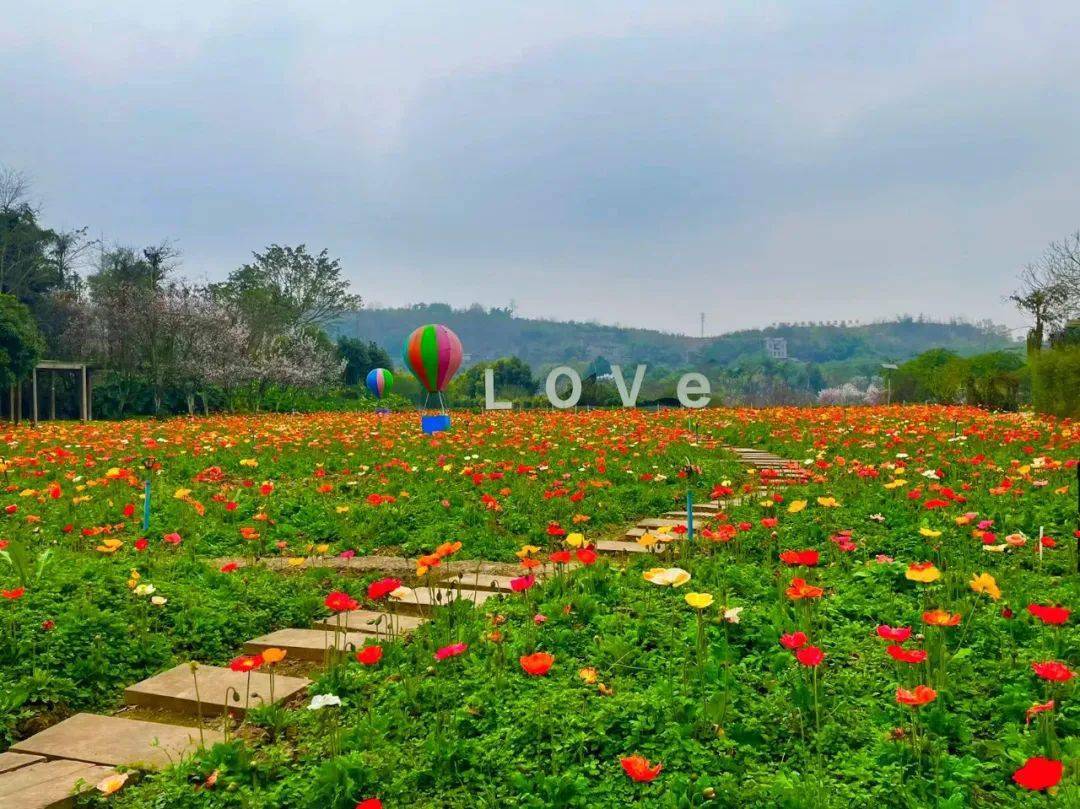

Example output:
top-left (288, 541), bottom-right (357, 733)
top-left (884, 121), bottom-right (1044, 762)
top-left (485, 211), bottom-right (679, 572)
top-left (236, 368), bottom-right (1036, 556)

top-left (452, 356), bottom-right (536, 402)
top-left (0, 293), bottom-right (45, 388)
top-left (210, 244), bottom-right (361, 338)
top-left (1031, 346), bottom-right (1080, 416)
top-left (338, 337), bottom-right (393, 386)
top-left (892, 348), bottom-right (1027, 409)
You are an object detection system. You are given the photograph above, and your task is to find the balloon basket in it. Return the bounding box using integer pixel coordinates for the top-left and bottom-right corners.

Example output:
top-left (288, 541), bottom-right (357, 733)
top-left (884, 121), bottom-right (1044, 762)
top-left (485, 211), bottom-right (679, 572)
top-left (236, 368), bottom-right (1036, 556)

top-left (421, 414), bottom-right (451, 434)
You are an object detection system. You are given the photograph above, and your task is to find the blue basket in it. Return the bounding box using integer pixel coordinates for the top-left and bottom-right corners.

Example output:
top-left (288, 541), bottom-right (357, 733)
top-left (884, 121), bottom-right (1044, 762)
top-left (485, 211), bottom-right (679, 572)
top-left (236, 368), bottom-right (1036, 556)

top-left (421, 414), bottom-right (451, 434)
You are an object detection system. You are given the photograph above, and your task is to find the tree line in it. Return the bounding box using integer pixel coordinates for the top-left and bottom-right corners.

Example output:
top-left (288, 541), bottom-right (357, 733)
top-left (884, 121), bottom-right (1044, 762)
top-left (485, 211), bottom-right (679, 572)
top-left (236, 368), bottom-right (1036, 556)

top-left (0, 167), bottom-right (390, 417)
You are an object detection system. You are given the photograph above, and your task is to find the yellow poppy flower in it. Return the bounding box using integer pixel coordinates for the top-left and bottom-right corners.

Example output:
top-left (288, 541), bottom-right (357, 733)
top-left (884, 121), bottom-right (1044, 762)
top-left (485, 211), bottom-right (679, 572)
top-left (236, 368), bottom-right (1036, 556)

top-left (96, 538), bottom-right (123, 554)
top-left (240, 458), bottom-right (259, 467)
top-left (286, 557), bottom-right (306, 567)
top-left (643, 567), bottom-right (691, 587)
top-left (173, 488), bottom-right (192, 499)
top-left (262, 647), bottom-right (288, 664)
top-left (565, 532), bottom-right (585, 548)
top-left (684, 592), bottom-right (714, 609)
top-left (336, 505), bottom-right (350, 513)
top-left (919, 527), bottom-right (942, 538)
top-left (969, 572), bottom-right (1001, 601)
top-left (816, 496), bottom-right (839, 508)
top-left (637, 533), bottom-right (658, 548)
top-left (96, 773), bottom-right (129, 795)
top-left (787, 500), bottom-right (807, 513)
top-left (578, 667), bottom-right (598, 684)
top-left (515, 545), bottom-right (540, 558)
top-left (883, 479), bottom-right (907, 490)
top-left (904, 562), bottom-right (941, 583)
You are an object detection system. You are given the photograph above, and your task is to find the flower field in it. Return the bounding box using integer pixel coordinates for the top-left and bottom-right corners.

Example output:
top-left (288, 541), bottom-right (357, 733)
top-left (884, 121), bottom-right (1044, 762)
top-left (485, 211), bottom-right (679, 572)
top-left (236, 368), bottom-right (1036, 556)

top-left (0, 405), bottom-right (1076, 807)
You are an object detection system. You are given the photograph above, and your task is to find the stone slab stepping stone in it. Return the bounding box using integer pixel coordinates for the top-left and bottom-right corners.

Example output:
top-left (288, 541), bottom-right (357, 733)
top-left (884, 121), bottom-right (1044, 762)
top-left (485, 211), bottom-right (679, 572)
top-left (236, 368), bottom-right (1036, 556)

top-left (596, 539), bottom-right (664, 554)
top-left (636, 518), bottom-right (687, 529)
top-left (124, 664), bottom-right (310, 718)
top-left (311, 609), bottom-right (426, 635)
top-left (0, 758), bottom-right (115, 809)
top-left (243, 628), bottom-right (383, 662)
top-left (11, 713), bottom-right (223, 771)
top-left (0, 752), bottom-right (43, 775)
top-left (441, 573), bottom-right (532, 593)
top-left (388, 586), bottom-right (499, 615)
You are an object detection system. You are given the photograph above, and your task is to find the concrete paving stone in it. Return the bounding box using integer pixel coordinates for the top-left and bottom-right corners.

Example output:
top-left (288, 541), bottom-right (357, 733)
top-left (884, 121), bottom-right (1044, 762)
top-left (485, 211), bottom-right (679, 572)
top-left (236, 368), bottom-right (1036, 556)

top-left (597, 539), bottom-right (664, 554)
top-left (11, 713), bottom-right (223, 770)
top-left (311, 609), bottom-right (426, 635)
top-left (388, 586), bottom-right (500, 614)
top-left (243, 628), bottom-right (384, 662)
top-left (123, 664), bottom-right (310, 718)
top-left (0, 759), bottom-right (115, 809)
top-left (0, 753), bottom-right (43, 775)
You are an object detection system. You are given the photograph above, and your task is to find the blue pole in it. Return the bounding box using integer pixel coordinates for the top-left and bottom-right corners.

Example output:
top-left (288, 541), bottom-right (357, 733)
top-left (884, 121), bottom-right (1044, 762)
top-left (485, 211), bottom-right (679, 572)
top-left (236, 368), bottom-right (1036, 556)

top-left (686, 489), bottom-right (694, 542)
top-left (142, 479), bottom-right (151, 532)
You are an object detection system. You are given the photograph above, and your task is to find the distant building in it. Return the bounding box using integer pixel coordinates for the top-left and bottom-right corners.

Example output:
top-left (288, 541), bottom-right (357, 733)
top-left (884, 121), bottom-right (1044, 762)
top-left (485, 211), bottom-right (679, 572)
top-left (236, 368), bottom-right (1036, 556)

top-left (765, 337), bottom-right (788, 360)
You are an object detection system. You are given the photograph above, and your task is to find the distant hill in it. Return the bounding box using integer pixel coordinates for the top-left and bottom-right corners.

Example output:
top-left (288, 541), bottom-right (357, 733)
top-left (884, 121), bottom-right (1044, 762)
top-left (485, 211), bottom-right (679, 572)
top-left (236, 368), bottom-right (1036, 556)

top-left (330, 304), bottom-right (1018, 375)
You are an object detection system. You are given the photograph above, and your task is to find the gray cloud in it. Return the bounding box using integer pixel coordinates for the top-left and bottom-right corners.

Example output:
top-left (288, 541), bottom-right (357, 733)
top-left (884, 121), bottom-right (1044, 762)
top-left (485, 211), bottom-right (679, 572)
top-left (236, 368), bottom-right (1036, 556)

top-left (3, 1), bottom-right (1078, 334)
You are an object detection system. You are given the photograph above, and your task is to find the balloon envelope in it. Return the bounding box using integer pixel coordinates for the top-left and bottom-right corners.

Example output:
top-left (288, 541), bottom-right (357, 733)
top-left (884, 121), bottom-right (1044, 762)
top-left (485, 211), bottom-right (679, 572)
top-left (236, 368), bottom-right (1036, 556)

top-left (402, 324), bottom-right (463, 393)
top-left (366, 368), bottom-right (393, 398)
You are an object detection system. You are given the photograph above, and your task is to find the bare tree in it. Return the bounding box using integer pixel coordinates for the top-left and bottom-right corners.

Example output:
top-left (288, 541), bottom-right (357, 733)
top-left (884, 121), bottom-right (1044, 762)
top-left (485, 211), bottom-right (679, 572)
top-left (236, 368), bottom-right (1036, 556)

top-left (0, 166), bottom-right (31, 213)
top-left (1044, 231), bottom-right (1080, 302)
top-left (1008, 262), bottom-right (1072, 353)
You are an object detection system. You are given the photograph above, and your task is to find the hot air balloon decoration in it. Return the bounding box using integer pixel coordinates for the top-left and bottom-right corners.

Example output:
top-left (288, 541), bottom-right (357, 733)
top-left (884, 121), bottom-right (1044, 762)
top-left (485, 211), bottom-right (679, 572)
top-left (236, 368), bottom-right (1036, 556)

top-left (365, 368), bottom-right (393, 399)
top-left (402, 324), bottom-right (463, 431)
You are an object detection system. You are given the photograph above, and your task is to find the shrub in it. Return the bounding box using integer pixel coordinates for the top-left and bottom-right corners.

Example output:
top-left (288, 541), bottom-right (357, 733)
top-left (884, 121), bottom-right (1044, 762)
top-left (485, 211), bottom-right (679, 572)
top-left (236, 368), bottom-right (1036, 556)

top-left (1031, 346), bottom-right (1080, 416)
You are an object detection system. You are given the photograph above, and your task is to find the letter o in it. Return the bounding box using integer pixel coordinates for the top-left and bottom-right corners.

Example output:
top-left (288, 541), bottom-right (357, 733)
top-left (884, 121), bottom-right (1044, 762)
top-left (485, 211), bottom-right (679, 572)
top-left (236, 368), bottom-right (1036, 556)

top-left (545, 366), bottom-right (582, 409)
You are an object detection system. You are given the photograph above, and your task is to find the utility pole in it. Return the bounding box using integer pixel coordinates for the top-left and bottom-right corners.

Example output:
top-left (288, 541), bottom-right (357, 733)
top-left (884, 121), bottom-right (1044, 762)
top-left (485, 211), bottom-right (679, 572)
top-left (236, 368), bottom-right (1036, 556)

top-left (700, 312), bottom-right (705, 338)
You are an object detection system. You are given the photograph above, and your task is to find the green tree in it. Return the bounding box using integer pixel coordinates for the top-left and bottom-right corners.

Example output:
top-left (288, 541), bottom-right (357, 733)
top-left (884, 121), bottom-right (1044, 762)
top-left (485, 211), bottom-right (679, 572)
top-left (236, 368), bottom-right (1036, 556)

top-left (0, 294), bottom-right (45, 389)
top-left (210, 244), bottom-right (360, 340)
top-left (337, 337), bottom-right (392, 386)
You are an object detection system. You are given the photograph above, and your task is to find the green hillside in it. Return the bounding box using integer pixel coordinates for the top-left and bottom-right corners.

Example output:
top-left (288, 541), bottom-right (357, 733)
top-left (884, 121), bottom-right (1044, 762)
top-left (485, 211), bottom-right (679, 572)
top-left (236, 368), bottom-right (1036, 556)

top-left (331, 305), bottom-right (1018, 375)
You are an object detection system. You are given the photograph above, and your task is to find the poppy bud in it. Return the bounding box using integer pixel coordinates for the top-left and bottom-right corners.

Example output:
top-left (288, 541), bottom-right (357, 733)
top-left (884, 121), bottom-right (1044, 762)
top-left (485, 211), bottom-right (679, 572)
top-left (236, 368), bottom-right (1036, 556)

top-left (702, 787), bottom-right (716, 799)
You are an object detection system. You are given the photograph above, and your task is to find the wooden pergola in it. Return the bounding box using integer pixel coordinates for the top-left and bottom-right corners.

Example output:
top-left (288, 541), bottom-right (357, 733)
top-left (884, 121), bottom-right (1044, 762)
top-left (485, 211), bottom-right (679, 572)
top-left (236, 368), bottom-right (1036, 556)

top-left (6, 360), bottom-right (94, 425)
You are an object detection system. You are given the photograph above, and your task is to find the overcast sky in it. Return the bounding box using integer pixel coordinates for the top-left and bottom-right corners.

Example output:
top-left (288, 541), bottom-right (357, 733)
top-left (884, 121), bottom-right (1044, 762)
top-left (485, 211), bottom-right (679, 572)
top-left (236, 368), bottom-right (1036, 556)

top-left (3, 2), bottom-right (1079, 335)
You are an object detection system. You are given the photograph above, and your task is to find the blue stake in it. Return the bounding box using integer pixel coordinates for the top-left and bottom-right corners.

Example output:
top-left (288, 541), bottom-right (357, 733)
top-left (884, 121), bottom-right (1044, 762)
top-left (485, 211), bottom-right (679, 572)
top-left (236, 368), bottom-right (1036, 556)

top-left (142, 478), bottom-right (151, 532)
top-left (686, 489), bottom-right (694, 542)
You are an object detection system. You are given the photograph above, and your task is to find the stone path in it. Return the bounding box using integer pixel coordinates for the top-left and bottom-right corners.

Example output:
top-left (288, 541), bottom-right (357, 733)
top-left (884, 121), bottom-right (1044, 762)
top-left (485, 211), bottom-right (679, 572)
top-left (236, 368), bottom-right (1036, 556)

top-left (602, 443), bottom-right (808, 554)
top-left (0, 441), bottom-right (799, 805)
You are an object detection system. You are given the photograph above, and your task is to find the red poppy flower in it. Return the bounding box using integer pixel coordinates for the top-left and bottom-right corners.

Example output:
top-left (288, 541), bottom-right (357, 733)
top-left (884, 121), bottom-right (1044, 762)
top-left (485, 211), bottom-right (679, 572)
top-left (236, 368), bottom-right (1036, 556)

top-left (229, 654), bottom-right (263, 672)
top-left (1025, 700), bottom-right (1054, 724)
top-left (549, 550), bottom-right (572, 564)
top-left (366, 578), bottom-right (402, 600)
top-left (41, 619), bottom-right (55, 631)
top-left (780, 631), bottom-right (808, 650)
top-left (546, 523), bottom-right (566, 537)
top-left (1026, 604), bottom-right (1070, 626)
top-left (122, 503), bottom-right (135, 518)
top-left (896, 685), bottom-right (937, 706)
top-left (519, 651), bottom-right (555, 676)
top-left (922, 609), bottom-right (960, 627)
top-left (134, 538), bottom-right (149, 551)
top-left (356, 800), bottom-right (383, 809)
top-left (621, 754), bottom-right (662, 782)
top-left (1031, 661), bottom-right (1073, 682)
top-left (435, 642), bottom-right (468, 661)
top-left (761, 517), bottom-right (778, 529)
top-left (575, 548), bottom-right (598, 565)
top-left (875, 624), bottom-right (912, 642)
top-left (325, 591), bottom-right (360, 612)
top-left (163, 532), bottom-right (182, 545)
top-left (1012, 757), bottom-right (1062, 791)
top-left (356, 645), bottom-right (383, 666)
top-left (219, 562), bottom-right (239, 573)
top-left (1, 587), bottom-right (25, 600)
top-left (510, 574), bottom-right (536, 592)
top-left (785, 578), bottom-right (824, 600)
top-left (886, 645), bottom-right (927, 664)
top-left (779, 549), bottom-right (819, 567)
top-left (795, 645), bottom-right (824, 667)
